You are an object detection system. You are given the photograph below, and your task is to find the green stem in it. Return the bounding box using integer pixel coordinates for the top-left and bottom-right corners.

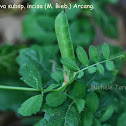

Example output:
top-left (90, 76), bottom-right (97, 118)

top-left (50, 54), bottom-right (124, 92)
top-left (76, 54), bottom-right (124, 74)
top-left (0, 85), bottom-right (39, 92)
top-left (0, 54), bottom-right (124, 93)
top-left (45, 75), bottom-right (76, 93)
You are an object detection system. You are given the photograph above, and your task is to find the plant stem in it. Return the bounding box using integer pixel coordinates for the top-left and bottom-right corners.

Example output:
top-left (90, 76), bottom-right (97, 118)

top-left (75, 54), bottom-right (124, 74)
top-left (0, 55), bottom-right (124, 93)
top-left (0, 85), bottom-right (39, 92)
top-left (63, 8), bottom-right (65, 13)
top-left (46, 75), bottom-right (76, 92)
top-left (50, 54), bottom-right (124, 92)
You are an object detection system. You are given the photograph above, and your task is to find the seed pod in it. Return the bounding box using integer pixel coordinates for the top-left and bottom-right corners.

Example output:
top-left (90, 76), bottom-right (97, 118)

top-left (85, 92), bottom-right (99, 113)
top-left (55, 11), bottom-right (75, 81)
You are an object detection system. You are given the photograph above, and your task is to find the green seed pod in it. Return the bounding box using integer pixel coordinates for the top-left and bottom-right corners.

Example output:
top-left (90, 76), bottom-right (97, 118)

top-left (85, 92), bottom-right (99, 113)
top-left (55, 11), bottom-right (75, 61)
top-left (55, 11), bottom-right (75, 82)
top-left (82, 111), bottom-right (93, 126)
top-left (99, 105), bottom-right (114, 122)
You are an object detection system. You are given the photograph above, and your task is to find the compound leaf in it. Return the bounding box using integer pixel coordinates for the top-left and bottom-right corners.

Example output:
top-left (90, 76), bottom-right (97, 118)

top-left (16, 45), bottom-right (58, 83)
top-left (35, 101), bottom-right (80, 126)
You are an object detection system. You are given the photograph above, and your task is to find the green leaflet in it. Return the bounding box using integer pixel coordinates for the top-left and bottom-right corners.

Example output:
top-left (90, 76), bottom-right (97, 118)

top-left (106, 60), bottom-right (114, 71)
top-left (34, 119), bottom-right (47, 126)
top-left (100, 105), bottom-right (114, 122)
top-left (69, 82), bottom-right (86, 98)
top-left (0, 77), bottom-right (37, 112)
top-left (88, 66), bottom-right (97, 74)
top-left (85, 92), bottom-right (99, 113)
top-left (102, 44), bottom-right (110, 59)
top-left (76, 46), bottom-right (89, 66)
top-left (93, 118), bottom-right (101, 126)
top-left (74, 98), bottom-right (85, 114)
top-left (0, 44), bottom-right (24, 76)
top-left (44, 84), bottom-right (60, 93)
top-left (89, 45), bottom-right (99, 63)
top-left (18, 94), bottom-right (43, 116)
top-left (97, 64), bottom-right (104, 74)
top-left (23, 14), bottom-right (56, 43)
top-left (16, 45), bottom-right (59, 83)
top-left (102, 124), bottom-right (111, 126)
top-left (46, 92), bottom-right (67, 107)
top-left (70, 18), bottom-right (95, 47)
top-left (61, 58), bottom-right (79, 71)
top-left (77, 71), bottom-right (84, 79)
top-left (19, 63), bottom-right (42, 90)
top-left (35, 101), bottom-right (80, 126)
top-left (117, 112), bottom-right (126, 126)
top-left (82, 111), bottom-right (93, 126)
top-left (16, 45), bottom-right (59, 90)
top-left (51, 70), bottom-right (64, 83)
top-left (16, 45), bottom-right (58, 71)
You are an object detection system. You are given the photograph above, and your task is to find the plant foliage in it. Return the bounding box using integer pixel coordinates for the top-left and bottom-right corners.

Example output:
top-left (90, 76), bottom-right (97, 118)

top-left (0, 1), bottom-right (125, 125)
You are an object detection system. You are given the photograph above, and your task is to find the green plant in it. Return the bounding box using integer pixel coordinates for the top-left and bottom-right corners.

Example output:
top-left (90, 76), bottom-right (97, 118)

top-left (0, 11), bottom-right (124, 126)
top-left (0, 44), bottom-right (24, 76)
top-left (23, 0), bottom-right (118, 46)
